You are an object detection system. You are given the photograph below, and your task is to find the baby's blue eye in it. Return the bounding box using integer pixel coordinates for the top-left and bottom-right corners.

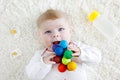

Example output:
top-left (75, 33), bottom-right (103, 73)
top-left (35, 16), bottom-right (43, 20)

top-left (58, 28), bottom-right (65, 31)
top-left (45, 30), bottom-right (52, 34)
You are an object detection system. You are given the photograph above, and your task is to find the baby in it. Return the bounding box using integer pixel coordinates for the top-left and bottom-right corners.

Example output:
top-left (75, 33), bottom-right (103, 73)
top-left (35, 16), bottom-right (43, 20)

top-left (25, 9), bottom-right (101, 80)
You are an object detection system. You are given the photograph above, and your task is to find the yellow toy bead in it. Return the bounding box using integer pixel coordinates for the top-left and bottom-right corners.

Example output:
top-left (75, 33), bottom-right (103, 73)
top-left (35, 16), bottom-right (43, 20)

top-left (67, 61), bottom-right (77, 71)
top-left (88, 10), bottom-right (100, 22)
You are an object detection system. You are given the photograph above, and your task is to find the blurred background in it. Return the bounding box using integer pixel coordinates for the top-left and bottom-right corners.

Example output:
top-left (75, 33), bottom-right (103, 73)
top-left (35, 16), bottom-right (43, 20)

top-left (0, 0), bottom-right (120, 80)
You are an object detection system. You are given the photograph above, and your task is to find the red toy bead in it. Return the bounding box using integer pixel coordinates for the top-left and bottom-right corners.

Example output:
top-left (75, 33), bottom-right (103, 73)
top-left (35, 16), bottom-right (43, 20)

top-left (53, 56), bottom-right (62, 63)
top-left (58, 63), bottom-right (67, 72)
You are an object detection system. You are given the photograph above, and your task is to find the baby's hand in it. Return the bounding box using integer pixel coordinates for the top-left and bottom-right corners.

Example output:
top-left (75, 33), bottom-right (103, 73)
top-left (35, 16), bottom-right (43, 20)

top-left (68, 42), bottom-right (81, 57)
top-left (43, 53), bottom-right (56, 64)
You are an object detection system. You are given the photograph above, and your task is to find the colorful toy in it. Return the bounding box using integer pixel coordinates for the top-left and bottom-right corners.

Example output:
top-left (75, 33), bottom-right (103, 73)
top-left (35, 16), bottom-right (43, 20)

top-left (67, 61), bottom-right (77, 71)
top-left (58, 63), bottom-right (67, 72)
top-left (52, 40), bottom-right (77, 72)
top-left (62, 57), bottom-right (71, 65)
top-left (53, 56), bottom-right (62, 63)
top-left (52, 44), bottom-right (59, 52)
top-left (59, 40), bottom-right (68, 48)
top-left (54, 46), bottom-right (64, 56)
top-left (64, 50), bottom-right (73, 59)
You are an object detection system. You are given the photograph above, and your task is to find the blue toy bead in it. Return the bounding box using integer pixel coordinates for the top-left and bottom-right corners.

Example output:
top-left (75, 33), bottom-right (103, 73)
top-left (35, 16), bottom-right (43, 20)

top-left (55, 46), bottom-right (64, 56)
top-left (59, 40), bottom-right (68, 49)
top-left (52, 44), bottom-right (59, 52)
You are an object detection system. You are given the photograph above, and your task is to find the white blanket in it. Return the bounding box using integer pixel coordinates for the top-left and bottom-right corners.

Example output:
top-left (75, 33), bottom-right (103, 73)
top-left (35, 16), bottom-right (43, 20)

top-left (0, 0), bottom-right (120, 80)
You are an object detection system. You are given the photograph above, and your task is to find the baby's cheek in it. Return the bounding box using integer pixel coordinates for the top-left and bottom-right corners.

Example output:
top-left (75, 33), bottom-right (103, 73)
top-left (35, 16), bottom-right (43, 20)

top-left (43, 37), bottom-right (50, 44)
top-left (63, 32), bottom-right (71, 38)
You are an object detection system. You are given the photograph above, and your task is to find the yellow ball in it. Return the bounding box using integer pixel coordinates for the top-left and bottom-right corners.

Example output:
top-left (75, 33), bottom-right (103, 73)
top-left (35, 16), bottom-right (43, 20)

top-left (67, 61), bottom-right (77, 71)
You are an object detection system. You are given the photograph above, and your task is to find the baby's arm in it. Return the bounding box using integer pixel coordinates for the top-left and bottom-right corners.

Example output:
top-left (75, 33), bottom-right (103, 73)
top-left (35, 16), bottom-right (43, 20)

top-left (68, 42), bottom-right (101, 65)
top-left (79, 43), bottom-right (101, 65)
top-left (25, 51), bottom-right (52, 80)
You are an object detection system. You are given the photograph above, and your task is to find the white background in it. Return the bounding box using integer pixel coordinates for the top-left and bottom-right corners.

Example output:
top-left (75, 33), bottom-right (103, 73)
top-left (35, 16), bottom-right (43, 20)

top-left (0, 0), bottom-right (120, 80)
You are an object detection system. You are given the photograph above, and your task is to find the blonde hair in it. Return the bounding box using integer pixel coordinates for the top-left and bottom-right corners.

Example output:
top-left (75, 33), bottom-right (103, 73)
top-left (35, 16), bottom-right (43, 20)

top-left (37, 9), bottom-right (67, 27)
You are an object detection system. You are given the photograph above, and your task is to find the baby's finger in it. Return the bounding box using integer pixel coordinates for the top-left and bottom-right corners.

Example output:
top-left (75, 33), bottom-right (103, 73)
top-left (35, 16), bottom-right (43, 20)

top-left (72, 53), bottom-right (80, 57)
top-left (49, 54), bottom-right (56, 58)
top-left (47, 52), bottom-right (55, 56)
top-left (49, 54), bottom-right (56, 61)
top-left (49, 61), bottom-right (56, 64)
top-left (68, 48), bottom-right (78, 53)
top-left (67, 47), bottom-right (72, 50)
top-left (68, 46), bottom-right (74, 51)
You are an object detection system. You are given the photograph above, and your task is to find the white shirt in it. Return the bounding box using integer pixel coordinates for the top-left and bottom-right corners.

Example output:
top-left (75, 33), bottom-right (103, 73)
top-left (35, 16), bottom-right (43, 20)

top-left (25, 42), bottom-right (101, 80)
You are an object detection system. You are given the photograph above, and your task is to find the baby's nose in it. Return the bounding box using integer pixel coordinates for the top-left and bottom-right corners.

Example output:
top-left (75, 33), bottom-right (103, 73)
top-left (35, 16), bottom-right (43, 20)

top-left (52, 32), bottom-right (60, 38)
top-left (53, 34), bottom-right (59, 38)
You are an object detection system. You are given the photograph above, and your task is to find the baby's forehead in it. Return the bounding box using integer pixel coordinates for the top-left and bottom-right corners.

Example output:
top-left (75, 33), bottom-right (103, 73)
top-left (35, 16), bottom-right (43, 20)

top-left (40, 18), bottom-right (70, 29)
top-left (42, 18), bottom-right (68, 24)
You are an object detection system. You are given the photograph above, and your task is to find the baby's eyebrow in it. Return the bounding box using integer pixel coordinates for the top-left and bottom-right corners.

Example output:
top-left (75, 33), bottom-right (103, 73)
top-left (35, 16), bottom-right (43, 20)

top-left (43, 27), bottom-right (51, 31)
top-left (59, 25), bottom-right (63, 27)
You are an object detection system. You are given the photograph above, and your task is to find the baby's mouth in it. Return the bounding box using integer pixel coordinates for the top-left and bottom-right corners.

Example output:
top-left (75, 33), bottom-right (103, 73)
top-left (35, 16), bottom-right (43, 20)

top-left (52, 41), bottom-right (60, 44)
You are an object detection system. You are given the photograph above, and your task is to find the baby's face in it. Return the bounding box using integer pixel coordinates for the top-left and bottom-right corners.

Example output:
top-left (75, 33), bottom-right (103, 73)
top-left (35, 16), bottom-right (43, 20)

top-left (39, 18), bottom-right (71, 50)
